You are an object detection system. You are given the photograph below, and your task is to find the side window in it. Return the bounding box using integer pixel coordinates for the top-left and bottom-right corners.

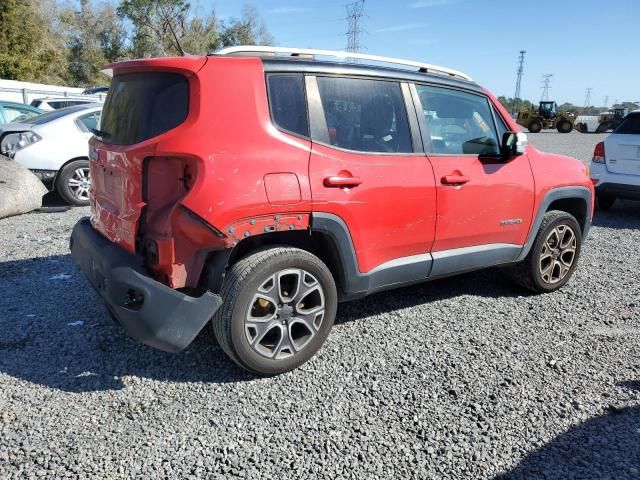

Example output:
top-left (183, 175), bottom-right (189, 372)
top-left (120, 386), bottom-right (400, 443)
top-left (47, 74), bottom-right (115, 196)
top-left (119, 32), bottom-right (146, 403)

top-left (79, 112), bottom-right (100, 132)
top-left (492, 107), bottom-right (509, 142)
top-left (267, 74), bottom-right (309, 137)
top-left (48, 101), bottom-right (64, 109)
top-left (315, 76), bottom-right (412, 153)
top-left (416, 85), bottom-right (500, 155)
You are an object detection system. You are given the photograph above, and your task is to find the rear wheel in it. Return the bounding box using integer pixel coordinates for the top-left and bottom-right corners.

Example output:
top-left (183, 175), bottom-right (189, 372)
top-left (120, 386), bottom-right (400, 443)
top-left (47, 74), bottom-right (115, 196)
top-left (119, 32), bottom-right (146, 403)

top-left (556, 120), bottom-right (573, 133)
top-left (528, 121), bottom-right (542, 133)
top-left (56, 159), bottom-right (90, 206)
top-left (596, 193), bottom-right (616, 211)
top-left (211, 247), bottom-right (338, 375)
top-left (507, 211), bottom-right (582, 293)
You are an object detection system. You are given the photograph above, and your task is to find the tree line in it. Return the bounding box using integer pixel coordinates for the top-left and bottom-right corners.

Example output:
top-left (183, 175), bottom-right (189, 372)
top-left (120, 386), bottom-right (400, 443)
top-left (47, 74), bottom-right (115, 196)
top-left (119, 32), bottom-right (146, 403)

top-left (0, 0), bottom-right (272, 87)
top-left (498, 96), bottom-right (639, 116)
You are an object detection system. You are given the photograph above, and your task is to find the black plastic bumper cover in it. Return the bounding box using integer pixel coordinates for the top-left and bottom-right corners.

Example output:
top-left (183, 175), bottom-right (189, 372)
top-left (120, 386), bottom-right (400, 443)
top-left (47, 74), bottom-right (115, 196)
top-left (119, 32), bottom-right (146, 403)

top-left (70, 218), bottom-right (222, 353)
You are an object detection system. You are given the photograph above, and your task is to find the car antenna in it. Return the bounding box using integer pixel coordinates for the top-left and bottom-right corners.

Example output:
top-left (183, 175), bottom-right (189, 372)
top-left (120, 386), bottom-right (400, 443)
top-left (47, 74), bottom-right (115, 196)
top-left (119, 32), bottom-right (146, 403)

top-left (166, 18), bottom-right (187, 56)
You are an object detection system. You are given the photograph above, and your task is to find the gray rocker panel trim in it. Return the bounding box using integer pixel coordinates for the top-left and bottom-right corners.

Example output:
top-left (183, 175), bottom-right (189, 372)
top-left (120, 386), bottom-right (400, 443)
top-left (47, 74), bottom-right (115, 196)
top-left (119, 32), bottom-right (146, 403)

top-left (311, 213), bottom-right (521, 299)
top-left (516, 186), bottom-right (592, 262)
top-left (430, 244), bottom-right (522, 278)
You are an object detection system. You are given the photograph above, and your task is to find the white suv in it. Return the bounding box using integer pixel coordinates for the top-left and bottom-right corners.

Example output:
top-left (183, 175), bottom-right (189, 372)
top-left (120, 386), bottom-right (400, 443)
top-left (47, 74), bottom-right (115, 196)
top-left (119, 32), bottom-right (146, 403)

top-left (590, 111), bottom-right (640, 210)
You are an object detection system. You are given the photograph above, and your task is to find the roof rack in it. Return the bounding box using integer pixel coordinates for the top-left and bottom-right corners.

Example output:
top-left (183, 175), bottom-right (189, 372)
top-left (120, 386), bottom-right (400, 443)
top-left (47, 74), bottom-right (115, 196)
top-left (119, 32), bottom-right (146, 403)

top-left (214, 46), bottom-right (472, 81)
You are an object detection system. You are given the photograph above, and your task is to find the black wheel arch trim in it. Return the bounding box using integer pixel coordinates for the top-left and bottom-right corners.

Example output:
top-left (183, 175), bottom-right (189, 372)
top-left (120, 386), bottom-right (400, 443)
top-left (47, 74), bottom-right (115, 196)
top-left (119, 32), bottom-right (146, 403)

top-left (516, 186), bottom-right (592, 262)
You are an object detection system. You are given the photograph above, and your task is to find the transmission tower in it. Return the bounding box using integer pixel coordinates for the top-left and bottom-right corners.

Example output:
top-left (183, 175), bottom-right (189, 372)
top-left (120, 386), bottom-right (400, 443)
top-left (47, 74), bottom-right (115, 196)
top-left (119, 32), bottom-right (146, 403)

top-left (603, 96), bottom-right (609, 109)
top-left (584, 87), bottom-right (593, 108)
top-left (540, 74), bottom-right (553, 101)
top-left (345, 0), bottom-right (366, 56)
top-left (512, 50), bottom-right (526, 115)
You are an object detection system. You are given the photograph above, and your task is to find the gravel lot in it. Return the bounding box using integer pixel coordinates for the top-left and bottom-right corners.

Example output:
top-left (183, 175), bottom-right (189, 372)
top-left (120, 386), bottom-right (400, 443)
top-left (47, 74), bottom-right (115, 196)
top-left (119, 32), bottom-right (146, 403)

top-left (1, 132), bottom-right (639, 479)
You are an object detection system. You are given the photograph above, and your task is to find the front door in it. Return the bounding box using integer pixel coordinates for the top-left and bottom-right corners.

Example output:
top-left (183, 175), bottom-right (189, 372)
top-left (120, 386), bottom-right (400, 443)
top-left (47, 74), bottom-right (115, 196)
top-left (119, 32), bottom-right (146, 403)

top-left (306, 75), bottom-right (437, 274)
top-left (413, 84), bottom-right (534, 257)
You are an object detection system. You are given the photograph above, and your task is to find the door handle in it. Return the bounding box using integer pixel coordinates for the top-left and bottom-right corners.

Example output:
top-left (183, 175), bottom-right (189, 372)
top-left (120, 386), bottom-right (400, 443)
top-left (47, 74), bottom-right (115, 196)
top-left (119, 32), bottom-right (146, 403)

top-left (324, 175), bottom-right (363, 188)
top-left (441, 175), bottom-right (470, 185)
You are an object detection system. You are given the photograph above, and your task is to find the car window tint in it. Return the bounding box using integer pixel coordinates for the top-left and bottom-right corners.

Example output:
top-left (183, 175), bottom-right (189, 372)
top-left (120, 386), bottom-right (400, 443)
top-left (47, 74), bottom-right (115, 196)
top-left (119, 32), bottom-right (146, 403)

top-left (48, 101), bottom-right (65, 109)
top-left (315, 77), bottom-right (412, 153)
top-left (79, 112), bottom-right (100, 131)
top-left (267, 75), bottom-right (308, 137)
top-left (492, 107), bottom-right (509, 142)
top-left (416, 85), bottom-right (500, 156)
top-left (3, 106), bottom-right (39, 122)
top-left (615, 114), bottom-right (640, 134)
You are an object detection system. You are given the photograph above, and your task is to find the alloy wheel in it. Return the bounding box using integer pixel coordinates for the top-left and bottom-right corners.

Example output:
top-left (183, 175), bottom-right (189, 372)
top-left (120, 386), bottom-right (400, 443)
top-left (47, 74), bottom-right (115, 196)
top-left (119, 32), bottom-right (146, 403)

top-left (539, 224), bottom-right (577, 284)
top-left (67, 167), bottom-right (91, 201)
top-left (245, 268), bottom-right (326, 360)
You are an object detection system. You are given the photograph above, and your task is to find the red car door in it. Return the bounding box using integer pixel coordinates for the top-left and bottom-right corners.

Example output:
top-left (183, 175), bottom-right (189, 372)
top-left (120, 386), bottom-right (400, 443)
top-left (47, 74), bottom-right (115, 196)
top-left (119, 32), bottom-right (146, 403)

top-left (307, 76), bottom-right (437, 274)
top-left (413, 84), bottom-right (534, 255)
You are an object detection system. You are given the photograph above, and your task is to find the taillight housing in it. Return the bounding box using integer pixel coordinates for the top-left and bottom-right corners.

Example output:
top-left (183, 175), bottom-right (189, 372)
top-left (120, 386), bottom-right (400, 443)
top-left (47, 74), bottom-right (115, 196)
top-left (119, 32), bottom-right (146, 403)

top-left (592, 142), bottom-right (605, 163)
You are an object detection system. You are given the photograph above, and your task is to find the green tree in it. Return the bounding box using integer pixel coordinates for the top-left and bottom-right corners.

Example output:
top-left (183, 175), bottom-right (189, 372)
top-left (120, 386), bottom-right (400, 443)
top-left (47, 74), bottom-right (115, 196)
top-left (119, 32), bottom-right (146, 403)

top-left (219, 5), bottom-right (273, 48)
top-left (60, 0), bottom-right (128, 86)
top-left (0, 0), bottom-right (66, 83)
top-left (118, 0), bottom-right (190, 57)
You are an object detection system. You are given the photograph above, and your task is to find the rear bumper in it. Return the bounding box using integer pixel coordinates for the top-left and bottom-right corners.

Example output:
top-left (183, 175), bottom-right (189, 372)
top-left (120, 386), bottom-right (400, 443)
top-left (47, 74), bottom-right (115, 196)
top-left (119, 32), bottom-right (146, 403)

top-left (595, 182), bottom-right (640, 200)
top-left (70, 218), bottom-right (222, 353)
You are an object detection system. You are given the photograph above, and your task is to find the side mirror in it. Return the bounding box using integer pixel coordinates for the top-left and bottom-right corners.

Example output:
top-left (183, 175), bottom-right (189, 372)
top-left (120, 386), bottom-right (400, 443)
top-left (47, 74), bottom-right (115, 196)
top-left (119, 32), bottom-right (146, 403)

top-left (501, 131), bottom-right (527, 158)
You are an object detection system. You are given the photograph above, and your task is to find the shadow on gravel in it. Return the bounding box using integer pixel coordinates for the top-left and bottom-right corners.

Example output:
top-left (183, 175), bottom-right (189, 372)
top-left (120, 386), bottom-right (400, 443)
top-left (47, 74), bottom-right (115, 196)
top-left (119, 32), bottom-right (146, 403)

top-left (0, 254), bottom-right (254, 393)
top-left (336, 266), bottom-right (526, 325)
top-left (0, 250), bottom-right (527, 392)
top-left (495, 381), bottom-right (640, 479)
top-left (592, 199), bottom-right (640, 229)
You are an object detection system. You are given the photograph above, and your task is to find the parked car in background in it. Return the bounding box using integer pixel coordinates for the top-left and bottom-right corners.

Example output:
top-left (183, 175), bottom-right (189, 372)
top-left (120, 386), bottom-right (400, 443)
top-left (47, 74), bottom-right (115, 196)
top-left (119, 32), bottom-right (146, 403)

top-left (82, 86), bottom-right (109, 95)
top-left (0, 101), bottom-right (42, 124)
top-left (70, 47), bottom-right (594, 375)
top-left (590, 110), bottom-right (640, 210)
top-left (30, 96), bottom-right (101, 112)
top-left (0, 104), bottom-right (101, 206)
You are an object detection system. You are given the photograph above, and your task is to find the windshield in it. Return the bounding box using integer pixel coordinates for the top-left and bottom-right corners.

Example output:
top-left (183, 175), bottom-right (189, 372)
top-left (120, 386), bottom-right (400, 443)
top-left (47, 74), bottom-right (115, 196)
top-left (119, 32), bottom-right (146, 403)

top-left (614, 114), bottom-right (640, 134)
top-left (99, 72), bottom-right (189, 145)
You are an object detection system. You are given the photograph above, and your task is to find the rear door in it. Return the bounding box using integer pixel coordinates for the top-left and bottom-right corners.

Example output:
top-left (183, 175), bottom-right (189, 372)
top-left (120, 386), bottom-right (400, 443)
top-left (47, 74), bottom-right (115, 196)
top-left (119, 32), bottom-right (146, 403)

top-left (413, 83), bottom-right (534, 254)
top-left (306, 75), bottom-right (436, 273)
top-left (605, 113), bottom-right (640, 176)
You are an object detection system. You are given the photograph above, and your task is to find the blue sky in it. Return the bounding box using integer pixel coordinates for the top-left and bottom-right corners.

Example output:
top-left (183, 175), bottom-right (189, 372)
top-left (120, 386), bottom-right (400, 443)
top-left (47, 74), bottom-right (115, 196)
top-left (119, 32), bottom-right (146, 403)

top-left (197, 0), bottom-right (640, 106)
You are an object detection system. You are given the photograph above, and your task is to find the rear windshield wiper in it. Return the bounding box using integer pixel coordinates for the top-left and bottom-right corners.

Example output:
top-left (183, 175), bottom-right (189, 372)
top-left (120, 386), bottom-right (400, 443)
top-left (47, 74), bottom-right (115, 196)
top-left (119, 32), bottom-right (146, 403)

top-left (90, 128), bottom-right (111, 138)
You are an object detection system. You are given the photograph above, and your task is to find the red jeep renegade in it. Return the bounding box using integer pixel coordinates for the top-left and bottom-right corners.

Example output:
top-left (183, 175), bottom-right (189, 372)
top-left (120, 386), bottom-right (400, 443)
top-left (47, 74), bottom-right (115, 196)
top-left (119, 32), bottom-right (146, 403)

top-left (70, 47), bottom-right (594, 375)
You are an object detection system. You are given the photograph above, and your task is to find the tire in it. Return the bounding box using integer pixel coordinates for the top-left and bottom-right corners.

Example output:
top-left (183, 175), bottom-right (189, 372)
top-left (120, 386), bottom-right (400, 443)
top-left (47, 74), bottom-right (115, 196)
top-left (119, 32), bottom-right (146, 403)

top-left (211, 247), bottom-right (338, 375)
top-left (507, 211), bottom-right (582, 293)
top-left (56, 159), bottom-right (90, 206)
top-left (596, 193), bottom-right (616, 211)
top-left (528, 121), bottom-right (542, 133)
top-left (556, 120), bottom-right (573, 133)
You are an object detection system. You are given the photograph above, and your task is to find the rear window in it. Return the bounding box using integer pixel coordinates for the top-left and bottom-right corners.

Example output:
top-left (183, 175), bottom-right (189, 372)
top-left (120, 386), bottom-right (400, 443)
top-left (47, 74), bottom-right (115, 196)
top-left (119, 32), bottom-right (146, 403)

top-left (614, 114), bottom-right (640, 134)
top-left (100, 72), bottom-right (189, 145)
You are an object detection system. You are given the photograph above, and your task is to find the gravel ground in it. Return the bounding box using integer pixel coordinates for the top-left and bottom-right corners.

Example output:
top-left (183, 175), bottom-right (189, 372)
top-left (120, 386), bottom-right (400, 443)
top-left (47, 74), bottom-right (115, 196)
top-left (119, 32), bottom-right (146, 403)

top-left (1, 133), bottom-right (639, 479)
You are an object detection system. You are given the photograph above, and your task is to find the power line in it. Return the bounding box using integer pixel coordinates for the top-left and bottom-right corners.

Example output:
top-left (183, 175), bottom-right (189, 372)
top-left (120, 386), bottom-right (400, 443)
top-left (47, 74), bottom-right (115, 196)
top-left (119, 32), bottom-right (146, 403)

top-left (540, 74), bottom-right (553, 101)
top-left (345, 0), bottom-right (365, 57)
top-left (512, 50), bottom-right (526, 115)
top-left (584, 87), bottom-right (593, 108)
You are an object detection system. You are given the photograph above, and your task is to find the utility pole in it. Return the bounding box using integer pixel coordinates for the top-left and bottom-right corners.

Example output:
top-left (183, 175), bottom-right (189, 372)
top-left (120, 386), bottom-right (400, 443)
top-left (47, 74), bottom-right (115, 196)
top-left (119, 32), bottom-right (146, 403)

top-left (540, 74), bottom-right (553, 101)
top-left (584, 87), bottom-right (593, 109)
top-left (345, 0), bottom-right (366, 58)
top-left (512, 50), bottom-right (526, 115)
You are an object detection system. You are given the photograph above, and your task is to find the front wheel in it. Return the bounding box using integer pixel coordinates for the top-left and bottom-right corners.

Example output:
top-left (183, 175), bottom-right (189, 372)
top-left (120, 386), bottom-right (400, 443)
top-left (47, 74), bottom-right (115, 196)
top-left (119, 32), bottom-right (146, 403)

top-left (507, 211), bottom-right (582, 293)
top-left (56, 159), bottom-right (90, 206)
top-left (211, 247), bottom-right (338, 375)
top-left (528, 121), bottom-right (542, 133)
top-left (556, 120), bottom-right (573, 133)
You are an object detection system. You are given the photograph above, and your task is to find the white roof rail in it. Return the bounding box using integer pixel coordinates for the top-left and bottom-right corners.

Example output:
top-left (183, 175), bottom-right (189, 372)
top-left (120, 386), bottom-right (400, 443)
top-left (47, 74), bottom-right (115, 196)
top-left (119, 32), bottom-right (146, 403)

top-left (215, 46), bottom-right (472, 81)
